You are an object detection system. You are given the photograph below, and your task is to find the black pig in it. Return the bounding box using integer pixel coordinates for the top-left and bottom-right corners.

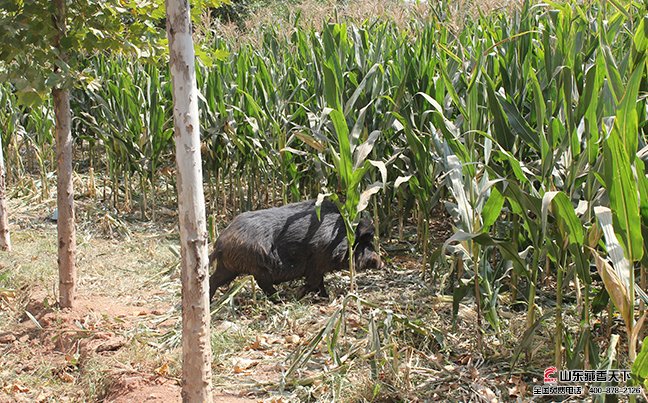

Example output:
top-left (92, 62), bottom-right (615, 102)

top-left (208, 200), bottom-right (381, 301)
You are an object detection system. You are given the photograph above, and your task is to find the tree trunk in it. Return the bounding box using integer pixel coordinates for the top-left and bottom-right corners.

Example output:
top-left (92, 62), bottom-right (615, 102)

top-left (52, 0), bottom-right (76, 309)
top-left (0, 139), bottom-right (11, 251)
top-left (165, 0), bottom-right (213, 401)
top-left (53, 89), bottom-right (76, 308)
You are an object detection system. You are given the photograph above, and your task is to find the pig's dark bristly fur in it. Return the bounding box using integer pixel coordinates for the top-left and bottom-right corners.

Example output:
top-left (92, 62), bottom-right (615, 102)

top-left (208, 199), bottom-right (380, 301)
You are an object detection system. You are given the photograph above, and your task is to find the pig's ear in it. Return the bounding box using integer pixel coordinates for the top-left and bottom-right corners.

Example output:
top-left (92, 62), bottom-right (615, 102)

top-left (355, 219), bottom-right (374, 242)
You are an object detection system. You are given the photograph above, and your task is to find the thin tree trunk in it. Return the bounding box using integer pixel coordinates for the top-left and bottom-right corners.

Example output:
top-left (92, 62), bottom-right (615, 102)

top-left (0, 139), bottom-right (11, 251)
top-left (52, 0), bottom-right (76, 309)
top-left (165, 0), bottom-right (213, 401)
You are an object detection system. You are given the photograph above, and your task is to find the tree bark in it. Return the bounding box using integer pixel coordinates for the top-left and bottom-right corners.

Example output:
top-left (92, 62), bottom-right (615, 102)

top-left (52, 0), bottom-right (77, 309)
top-left (0, 139), bottom-right (11, 251)
top-left (165, 0), bottom-right (213, 401)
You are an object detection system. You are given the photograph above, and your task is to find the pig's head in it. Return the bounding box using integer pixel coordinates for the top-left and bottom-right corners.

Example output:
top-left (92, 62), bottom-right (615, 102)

top-left (353, 218), bottom-right (382, 271)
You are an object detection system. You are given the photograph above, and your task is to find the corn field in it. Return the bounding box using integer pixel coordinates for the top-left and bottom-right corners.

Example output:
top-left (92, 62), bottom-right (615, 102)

top-left (1, 0), bottom-right (648, 396)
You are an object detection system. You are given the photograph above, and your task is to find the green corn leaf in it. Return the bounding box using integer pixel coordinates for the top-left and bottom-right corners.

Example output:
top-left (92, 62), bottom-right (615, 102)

top-left (570, 243), bottom-right (591, 284)
top-left (323, 59), bottom-right (342, 112)
top-left (494, 150), bottom-right (532, 189)
top-left (581, 60), bottom-right (603, 165)
top-left (614, 61), bottom-right (644, 158)
top-left (485, 75), bottom-right (515, 151)
top-left (600, 43), bottom-right (624, 105)
top-left (349, 161), bottom-right (371, 191)
top-left (602, 62), bottom-right (644, 261)
top-left (541, 191), bottom-right (584, 246)
top-left (443, 231), bottom-right (527, 275)
top-left (481, 186), bottom-right (505, 231)
top-left (527, 68), bottom-right (548, 158)
top-left (239, 89), bottom-right (266, 119)
top-left (634, 16), bottom-right (648, 53)
top-left (497, 93), bottom-right (540, 151)
top-left (329, 109), bottom-right (352, 189)
top-left (632, 336), bottom-right (648, 379)
top-left (439, 63), bottom-right (467, 118)
top-left (502, 181), bottom-right (543, 246)
top-left (350, 103), bottom-right (371, 151)
top-left (636, 158), bottom-right (648, 226)
top-left (344, 63), bottom-right (380, 117)
top-left (606, 0), bottom-right (631, 20)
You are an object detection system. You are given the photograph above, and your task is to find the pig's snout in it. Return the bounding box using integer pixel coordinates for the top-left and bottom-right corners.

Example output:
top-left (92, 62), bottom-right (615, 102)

top-left (366, 252), bottom-right (381, 270)
top-left (355, 246), bottom-right (382, 271)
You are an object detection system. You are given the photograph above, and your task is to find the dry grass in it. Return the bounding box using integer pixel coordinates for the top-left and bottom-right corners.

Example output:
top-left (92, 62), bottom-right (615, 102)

top-left (0, 188), bottom-right (182, 402)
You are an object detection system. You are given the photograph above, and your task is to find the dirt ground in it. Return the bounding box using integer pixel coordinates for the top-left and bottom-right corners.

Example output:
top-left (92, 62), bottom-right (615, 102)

top-left (0, 194), bottom-right (554, 402)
